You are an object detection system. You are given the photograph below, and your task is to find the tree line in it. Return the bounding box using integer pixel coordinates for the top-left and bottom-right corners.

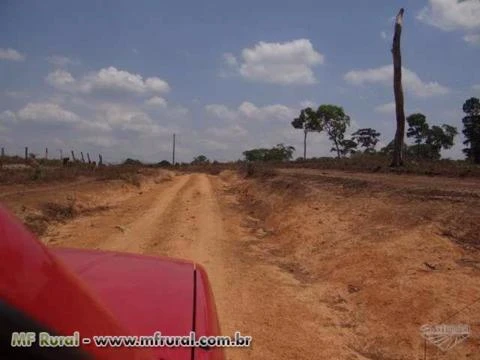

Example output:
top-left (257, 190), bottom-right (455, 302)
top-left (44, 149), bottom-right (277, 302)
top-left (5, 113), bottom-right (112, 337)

top-left (240, 97), bottom-right (480, 164)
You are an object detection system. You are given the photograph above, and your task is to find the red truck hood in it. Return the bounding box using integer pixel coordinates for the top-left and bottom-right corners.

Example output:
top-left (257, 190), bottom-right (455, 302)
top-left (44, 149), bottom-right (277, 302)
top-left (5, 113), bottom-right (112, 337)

top-left (53, 248), bottom-right (195, 360)
top-left (0, 206), bottom-right (223, 360)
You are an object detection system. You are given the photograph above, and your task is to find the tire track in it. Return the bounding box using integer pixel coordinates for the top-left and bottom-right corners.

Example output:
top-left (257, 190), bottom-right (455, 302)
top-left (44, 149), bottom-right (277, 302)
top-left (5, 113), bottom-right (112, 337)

top-left (97, 174), bottom-right (193, 253)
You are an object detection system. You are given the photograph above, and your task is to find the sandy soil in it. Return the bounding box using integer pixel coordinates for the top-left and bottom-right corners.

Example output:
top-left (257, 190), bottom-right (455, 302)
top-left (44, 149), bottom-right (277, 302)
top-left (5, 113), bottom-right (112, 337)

top-left (2, 169), bottom-right (480, 359)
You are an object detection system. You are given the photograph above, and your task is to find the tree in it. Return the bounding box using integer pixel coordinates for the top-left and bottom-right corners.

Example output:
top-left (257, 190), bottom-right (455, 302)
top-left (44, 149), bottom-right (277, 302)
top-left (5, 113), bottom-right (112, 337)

top-left (406, 113), bottom-right (457, 159)
top-left (381, 140), bottom-right (408, 156)
top-left (391, 8), bottom-right (406, 167)
top-left (407, 114), bottom-right (429, 147)
top-left (123, 158), bottom-right (143, 166)
top-left (351, 128), bottom-right (381, 153)
top-left (243, 144), bottom-right (295, 162)
top-left (192, 155), bottom-right (209, 165)
top-left (243, 148), bottom-right (268, 162)
top-left (462, 97), bottom-right (480, 163)
top-left (317, 105), bottom-right (351, 158)
top-left (427, 125), bottom-right (457, 153)
top-left (291, 107), bottom-right (322, 159)
top-left (267, 143), bottom-right (295, 161)
top-left (339, 139), bottom-right (358, 157)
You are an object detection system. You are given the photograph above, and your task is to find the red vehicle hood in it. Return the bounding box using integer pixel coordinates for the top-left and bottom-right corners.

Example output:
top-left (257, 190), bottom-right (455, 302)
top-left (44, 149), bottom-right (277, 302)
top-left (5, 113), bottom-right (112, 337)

top-left (0, 206), bottom-right (223, 360)
top-left (53, 248), bottom-right (195, 360)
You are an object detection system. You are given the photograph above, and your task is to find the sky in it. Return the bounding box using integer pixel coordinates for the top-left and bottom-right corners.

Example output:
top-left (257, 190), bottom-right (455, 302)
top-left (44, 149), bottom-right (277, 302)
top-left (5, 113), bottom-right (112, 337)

top-left (1, 0), bottom-right (479, 163)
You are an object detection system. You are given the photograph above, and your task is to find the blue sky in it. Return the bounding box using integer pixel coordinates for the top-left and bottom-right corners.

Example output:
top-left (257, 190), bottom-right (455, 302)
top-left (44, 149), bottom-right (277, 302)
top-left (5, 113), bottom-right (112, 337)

top-left (1, 0), bottom-right (479, 163)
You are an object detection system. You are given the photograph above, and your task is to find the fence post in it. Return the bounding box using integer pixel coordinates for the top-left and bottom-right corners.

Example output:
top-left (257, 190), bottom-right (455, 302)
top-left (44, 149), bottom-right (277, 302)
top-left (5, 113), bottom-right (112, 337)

top-left (87, 153), bottom-right (91, 164)
top-left (45, 147), bottom-right (48, 159)
top-left (1, 147), bottom-right (4, 158)
top-left (80, 152), bottom-right (85, 163)
top-left (25, 147), bottom-right (28, 161)
top-left (71, 150), bottom-right (76, 161)
top-left (98, 154), bottom-right (103, 166)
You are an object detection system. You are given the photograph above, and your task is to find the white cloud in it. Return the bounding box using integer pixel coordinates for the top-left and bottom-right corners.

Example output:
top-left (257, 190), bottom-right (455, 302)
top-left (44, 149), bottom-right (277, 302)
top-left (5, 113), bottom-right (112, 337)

top-left (145, 96), bottom-right (167, 108)
top-left (0, 48), bottom-right (25, 61)
top-left (145, 77), bottom-right (170, 93)
top-left (464, 33), bottom-right (480, 45)
top-left (374, 102), bottom-right (396, 114)
top-left (239, 102), bottom-right (297, 121)
top-left (95, 103), bottom-right (168, 135)
top-left (82, 136), bottom-right (119, 148)
top-left (417, 0), bottom-right (480, 31)
top-left (199, 139), bottom-right (229, 151)
top-left (226, 39), bottom-right (324, 85)
top-left (0, 110), bottom-right (17, 123)
top-left (206, 101), bottom-right (297, 122)
top-left (223, 53), bottom-right (238, 67)
top-left (205, 104), bottom-right (237, 121)
top-left (17, 103), bottom-right (80, 124)
top-left (46, 69), bottom-right (76, 89)
top-left (46, 55), bottom-right (79, 67)
top-left (344, 65), bottom-right (450, 97)
top-left (206, 124), bottom-right (248, 138)
top-left (45, 66), bottom-right (170, 95)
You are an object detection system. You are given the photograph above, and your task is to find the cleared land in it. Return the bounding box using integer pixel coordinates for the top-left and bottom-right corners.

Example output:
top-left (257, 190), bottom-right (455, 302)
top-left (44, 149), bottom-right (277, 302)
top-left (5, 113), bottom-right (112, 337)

top-left (1, 168), bottom-right (480, 359)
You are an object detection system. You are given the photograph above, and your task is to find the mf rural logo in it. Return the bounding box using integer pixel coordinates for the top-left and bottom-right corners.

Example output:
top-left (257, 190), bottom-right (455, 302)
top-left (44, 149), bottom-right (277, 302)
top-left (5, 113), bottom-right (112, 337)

top-left (420, 324), bottom-right (470, 351)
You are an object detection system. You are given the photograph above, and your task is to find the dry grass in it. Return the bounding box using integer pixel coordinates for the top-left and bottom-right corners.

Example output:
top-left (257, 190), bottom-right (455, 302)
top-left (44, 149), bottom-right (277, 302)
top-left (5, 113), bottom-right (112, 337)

top-left (0, 163), bottom-right (145, 185)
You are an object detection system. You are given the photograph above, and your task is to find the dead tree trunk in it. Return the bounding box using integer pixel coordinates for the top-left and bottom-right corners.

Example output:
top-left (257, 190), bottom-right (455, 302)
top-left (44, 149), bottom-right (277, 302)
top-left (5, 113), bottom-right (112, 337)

top-left (303, 130), bottom-right (307, 160)
top-left (391, 8), bottom-right (406, 167)
top-left (80, 152), bottom-right (85, 163)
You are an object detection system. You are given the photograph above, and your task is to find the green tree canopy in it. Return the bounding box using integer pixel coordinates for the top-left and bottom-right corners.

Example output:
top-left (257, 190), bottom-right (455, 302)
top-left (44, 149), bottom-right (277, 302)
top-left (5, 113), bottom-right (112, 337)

top-left (351, 128), bottom-right (381, 153)
top-left (291, 107), bottom-right (322, 159)
top-left (407, 113), bottom-right (429, 146)
top-left (317, 104), bottom-right (351, 158)
top-left (192, 155), bottom-right (210, 165)
top-left (243, 143), bottom-right (295, 162)
top-left (462, 97), bottom-right (480, 163)
top-left (406, 113), bottom-right (457, 160)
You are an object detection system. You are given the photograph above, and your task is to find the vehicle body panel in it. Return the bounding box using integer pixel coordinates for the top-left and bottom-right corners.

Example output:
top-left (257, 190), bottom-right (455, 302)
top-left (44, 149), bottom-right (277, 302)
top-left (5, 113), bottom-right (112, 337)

top-left (0, 206), bottom-right (225, 359)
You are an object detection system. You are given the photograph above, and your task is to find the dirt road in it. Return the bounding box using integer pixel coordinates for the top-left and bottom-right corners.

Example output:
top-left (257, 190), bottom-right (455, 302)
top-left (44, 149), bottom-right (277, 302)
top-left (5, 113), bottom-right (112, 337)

top-left (3, 170), bottom-right (480, 359)
top-left (37, 173), bottom-right (343, 359)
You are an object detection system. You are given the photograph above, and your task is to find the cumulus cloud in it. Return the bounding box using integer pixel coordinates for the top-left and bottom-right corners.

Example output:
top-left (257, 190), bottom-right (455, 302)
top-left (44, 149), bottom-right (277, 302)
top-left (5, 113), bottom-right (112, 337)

top-left (17, 103), bottom-right (80, 124)
top-left (95, 103), bottom-right (168, 135)
top-left (225, 39), bottom-right (324, 85)
top-left (145, 96), bottom-right (167, 108)
top-left (374, 102), bottom-right (396, 114)
top-left (417, 0), bottom-right (480, 31)
top-left (205, 101), bottom-right (297, 122)
top-left (45, 66), bottom-right (170, 95)
top-left (204, 104), bottom-right (238, 121)
top-left (46, 69), bottom-right (76, 89)
top-left (0, 48), bottom-right (25, 61)
top-left (344, 65), bottom-right (449, 97)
